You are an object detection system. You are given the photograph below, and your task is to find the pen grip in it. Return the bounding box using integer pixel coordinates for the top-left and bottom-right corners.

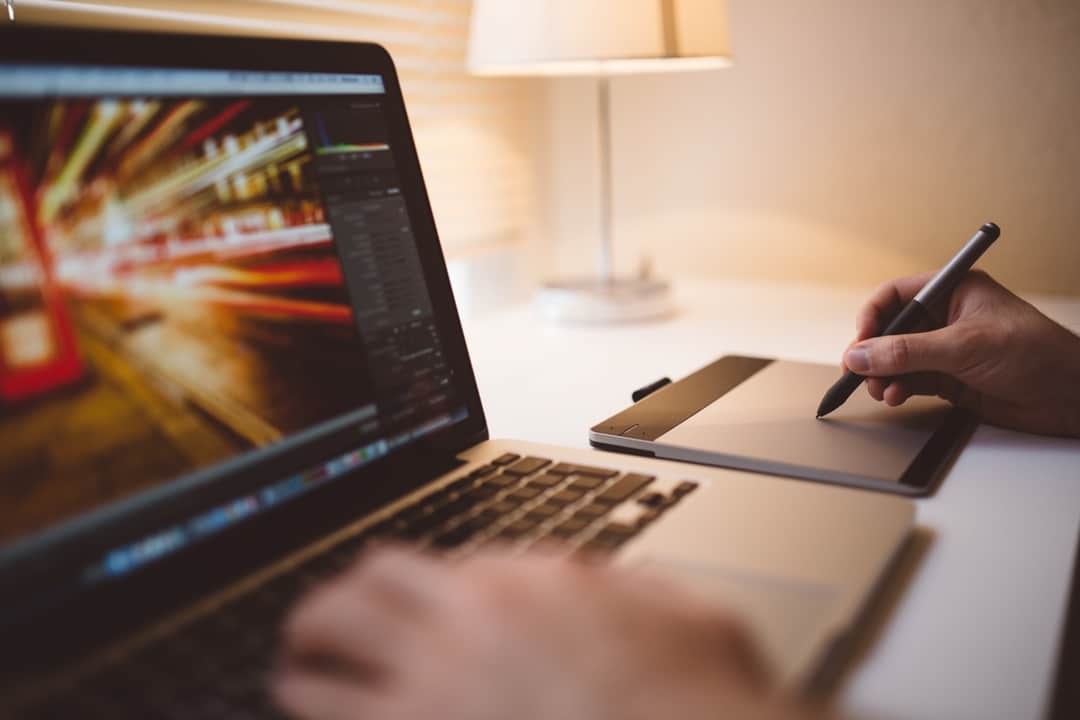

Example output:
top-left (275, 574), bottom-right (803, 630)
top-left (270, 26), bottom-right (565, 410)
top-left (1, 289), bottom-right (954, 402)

top-left (878, 299), bottom-right (929, 339)
top-left (820, 299), bottom-right (929, 416)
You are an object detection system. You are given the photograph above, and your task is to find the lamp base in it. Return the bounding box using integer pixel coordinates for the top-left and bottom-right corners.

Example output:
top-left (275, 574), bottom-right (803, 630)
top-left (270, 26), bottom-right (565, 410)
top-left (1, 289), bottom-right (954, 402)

top-left (534, 275), bottom-right (675, 324)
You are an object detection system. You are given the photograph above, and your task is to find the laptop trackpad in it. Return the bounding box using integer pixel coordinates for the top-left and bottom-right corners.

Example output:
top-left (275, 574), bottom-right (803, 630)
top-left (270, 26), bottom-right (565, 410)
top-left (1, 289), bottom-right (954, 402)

top-left (635, 557), bottom-right (840, 684)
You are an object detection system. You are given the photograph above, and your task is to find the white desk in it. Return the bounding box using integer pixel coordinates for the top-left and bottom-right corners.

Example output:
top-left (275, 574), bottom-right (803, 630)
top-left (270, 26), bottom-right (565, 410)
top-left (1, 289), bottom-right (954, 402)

top-left (459, 279), bottom-right (1080, 720)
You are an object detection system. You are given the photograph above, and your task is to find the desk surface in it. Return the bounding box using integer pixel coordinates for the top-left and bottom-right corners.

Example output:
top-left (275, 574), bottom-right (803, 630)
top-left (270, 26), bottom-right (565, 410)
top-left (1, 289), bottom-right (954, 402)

top-left (459, 279), bottom-right (1080, 720)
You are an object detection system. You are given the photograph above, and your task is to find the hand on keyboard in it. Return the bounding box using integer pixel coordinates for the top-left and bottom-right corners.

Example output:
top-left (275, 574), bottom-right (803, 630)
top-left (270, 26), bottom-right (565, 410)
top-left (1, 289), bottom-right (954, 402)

top-left (273, 545), bottom-right (823, 720)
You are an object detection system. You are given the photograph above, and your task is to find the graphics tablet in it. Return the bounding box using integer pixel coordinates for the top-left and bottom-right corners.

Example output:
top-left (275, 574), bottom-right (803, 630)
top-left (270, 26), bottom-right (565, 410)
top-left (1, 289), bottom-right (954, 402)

top-left (590, 356), bottom-right (973, 495)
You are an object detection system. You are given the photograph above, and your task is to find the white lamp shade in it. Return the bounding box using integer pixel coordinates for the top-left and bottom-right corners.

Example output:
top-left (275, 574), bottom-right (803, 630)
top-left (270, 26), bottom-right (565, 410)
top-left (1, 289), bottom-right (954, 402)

top-left (468, 0), bottom-right (732, 76)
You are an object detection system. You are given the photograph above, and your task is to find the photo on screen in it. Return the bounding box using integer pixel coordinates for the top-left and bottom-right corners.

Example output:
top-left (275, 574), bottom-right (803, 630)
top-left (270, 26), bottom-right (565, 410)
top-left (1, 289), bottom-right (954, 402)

top-left (0, 96), bottom-right (383, 544)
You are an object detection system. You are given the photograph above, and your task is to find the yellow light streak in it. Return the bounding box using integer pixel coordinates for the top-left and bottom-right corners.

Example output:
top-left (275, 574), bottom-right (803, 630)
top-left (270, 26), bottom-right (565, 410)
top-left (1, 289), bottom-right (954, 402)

top-left (106, 100), bottom-right (162, 160)
top-left (117, 100), bottom-right (203, 181)
top-left (39, 101), bottom-right (124, 223)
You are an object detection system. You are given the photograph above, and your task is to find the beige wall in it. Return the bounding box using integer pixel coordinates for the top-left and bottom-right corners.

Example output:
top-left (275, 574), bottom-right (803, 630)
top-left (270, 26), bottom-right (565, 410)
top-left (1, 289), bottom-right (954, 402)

top-left (538, 0), bottom-right (1080, 296)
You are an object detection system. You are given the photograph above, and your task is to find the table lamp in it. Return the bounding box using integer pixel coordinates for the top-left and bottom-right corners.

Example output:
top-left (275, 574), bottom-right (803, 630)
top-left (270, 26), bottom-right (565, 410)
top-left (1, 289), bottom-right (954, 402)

top-left (468, 0), bottom-right (731, 322)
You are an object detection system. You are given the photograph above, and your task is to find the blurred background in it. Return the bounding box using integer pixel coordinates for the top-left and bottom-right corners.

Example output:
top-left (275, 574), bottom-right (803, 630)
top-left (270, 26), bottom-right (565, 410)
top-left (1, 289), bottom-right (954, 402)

top-left (545, 0), bottom-right (1080, 296)
top-left (10, 0), bottom-right (1080, 311)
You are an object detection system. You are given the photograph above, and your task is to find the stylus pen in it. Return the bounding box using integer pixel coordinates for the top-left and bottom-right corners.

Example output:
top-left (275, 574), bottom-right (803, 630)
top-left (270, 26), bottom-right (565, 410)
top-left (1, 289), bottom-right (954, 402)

top-left (815, 222), bottom-right (1001, 419)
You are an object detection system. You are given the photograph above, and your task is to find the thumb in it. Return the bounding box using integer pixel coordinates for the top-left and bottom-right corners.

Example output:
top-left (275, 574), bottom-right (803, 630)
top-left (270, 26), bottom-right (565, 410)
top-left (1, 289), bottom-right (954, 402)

top-left (845, 327), bottom-right (966, 377)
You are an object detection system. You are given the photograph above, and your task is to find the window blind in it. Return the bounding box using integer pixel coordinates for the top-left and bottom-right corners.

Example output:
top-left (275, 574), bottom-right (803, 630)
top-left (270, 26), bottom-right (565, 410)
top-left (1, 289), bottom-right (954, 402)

top-left (14, 0), bottom-right (536, 256)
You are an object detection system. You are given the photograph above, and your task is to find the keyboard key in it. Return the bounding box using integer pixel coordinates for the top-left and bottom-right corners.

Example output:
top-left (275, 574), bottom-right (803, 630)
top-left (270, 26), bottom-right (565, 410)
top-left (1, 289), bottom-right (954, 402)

top-left (485, 474), bottom-right (519, 489)
top-left (423, 488), bottom-right (457, 508)
top-left (574, 502), bottom-right (610, 520)
top-left (426, 498), bottom-right (474, 526)
top-left (498, 518), bottom-right (537, 539)
top-left (580, 524), bottom-right (637, 554)
top-left (391, 519), bottom-right (428, 540)
top-left (636, 492), bottom-right (666, 508)
top-left (469, 509), bottom-right (502, 528)
top-left (548, 488), bottom-right (585, 505)
top-left (577, 538), bottom-right (617, 556)
top-left (673, 480), bottom-right (699, 497)
top-left (399, 515), bottom-right (441, 538)
top-left (595, 474), bottom-right (654, 504)
top-left (503, 457), bottom-right (552, 476)
top-left (492, 453), bottom-right (521, 466)
top-left (446, 477), bottom-right (478, 493)
top-left (487, 500), bottom-right (520, 514)
top-left (469, 485), bottom-right (499, 500)
top-left (469, 464), bottom-right (499, 478)
top-left (506, 486), bottom-right (543, 502)
top-left (398, 503), bottom-right (433, 524)
top-left (433, 523), bottom-right (479, 548)
top-left (526, 503), bottom-right (562, 520)
top-left (548, 463), bottom-right (620, 479)
top-left (568, 475), bottom-right (605, 490)
top-left (552, 517), bottom-right (591, 537)
top-left (639, 509), bottom-right (662, 526)
top-left (527, 473), bottom-right (565, 489)
top-left (603, 522), bottom-right (638, 537)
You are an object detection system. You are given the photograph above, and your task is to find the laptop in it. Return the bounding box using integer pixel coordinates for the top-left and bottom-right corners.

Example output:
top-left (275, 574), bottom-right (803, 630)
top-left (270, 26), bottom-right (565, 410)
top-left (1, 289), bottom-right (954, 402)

top-left (0, 26), bottom-right (913, 718)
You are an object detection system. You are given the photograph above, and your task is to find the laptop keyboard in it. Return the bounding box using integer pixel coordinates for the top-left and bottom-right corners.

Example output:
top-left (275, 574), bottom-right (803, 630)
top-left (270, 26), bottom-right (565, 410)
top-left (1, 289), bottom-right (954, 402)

top-left (23, 454), bottom-right (698, 720)
top-left (373, 453), bottom-right (696, 554)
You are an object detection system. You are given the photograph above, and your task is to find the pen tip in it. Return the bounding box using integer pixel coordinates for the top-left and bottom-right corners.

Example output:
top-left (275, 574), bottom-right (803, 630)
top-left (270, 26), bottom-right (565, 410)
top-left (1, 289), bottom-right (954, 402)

top-left (815, 414), bottom-right (822, 420)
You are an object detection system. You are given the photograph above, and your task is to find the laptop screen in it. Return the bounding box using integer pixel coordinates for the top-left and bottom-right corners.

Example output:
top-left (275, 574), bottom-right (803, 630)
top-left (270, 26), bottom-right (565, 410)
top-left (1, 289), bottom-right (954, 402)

top-left (0, 64), bottom-right (467, 573)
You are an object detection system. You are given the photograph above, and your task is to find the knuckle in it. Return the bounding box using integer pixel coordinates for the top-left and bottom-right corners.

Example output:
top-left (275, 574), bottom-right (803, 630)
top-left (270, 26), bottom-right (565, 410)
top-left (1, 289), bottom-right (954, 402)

top-left (707, 613), bottom-right (747, 642)
top-left (874, 278), bottom-right (897, 297)
top-left (889, 336), bottom-right (911, 370)
top-left (955, 324), bottom-right (982, 354)
top-left (282, 598), bottom-right (318, 642)
top-left (479, 569), bottom-right (530, 608)
top-left (961, 321), bottom-right (989, 348)
top-left (857, 307), bottom-right (878, 332)
top-left (359, 547), bottom-right (394, 575)
top-left (696, 610), bottom-right (759, 661)
top-left (954, 324), bottom-right (999, 372)
top-left (348, 552), bottom-right (394, 586)
top-left (962, 268), bottom-right (999, 295)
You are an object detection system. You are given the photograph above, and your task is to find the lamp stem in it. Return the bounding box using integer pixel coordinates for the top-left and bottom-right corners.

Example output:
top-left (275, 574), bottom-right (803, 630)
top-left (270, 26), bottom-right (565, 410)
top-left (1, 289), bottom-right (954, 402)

top-left (596, 75), bottom-right (614, 284)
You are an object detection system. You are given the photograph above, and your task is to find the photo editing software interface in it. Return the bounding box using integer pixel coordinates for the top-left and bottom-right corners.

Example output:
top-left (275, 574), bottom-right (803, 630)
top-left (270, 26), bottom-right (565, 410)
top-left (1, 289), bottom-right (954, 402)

top-left (0, 65), bottom-right (466, 580)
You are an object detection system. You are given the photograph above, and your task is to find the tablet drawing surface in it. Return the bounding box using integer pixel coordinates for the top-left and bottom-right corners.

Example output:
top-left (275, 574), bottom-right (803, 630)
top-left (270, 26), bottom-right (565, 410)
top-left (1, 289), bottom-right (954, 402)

top-left (654, 360), bottom-right (953, 486)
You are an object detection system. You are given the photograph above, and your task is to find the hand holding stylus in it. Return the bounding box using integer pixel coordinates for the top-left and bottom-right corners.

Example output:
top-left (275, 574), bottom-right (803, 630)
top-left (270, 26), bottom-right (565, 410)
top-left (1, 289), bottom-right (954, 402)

top-left (841, 269), bottom-right (1080, 439)
top-left (817, 223), bottom-right (1000, 418)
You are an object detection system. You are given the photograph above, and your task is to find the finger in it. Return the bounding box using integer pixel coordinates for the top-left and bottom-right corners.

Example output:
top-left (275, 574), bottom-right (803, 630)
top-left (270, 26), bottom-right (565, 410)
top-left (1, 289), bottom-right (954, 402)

top-left (283, 546), bottom-right (458, 668)
top-left (884, 372), bottom-right (964, 404)
top-left (454, 548), bottom-right (578, 610)
top-left (272, 669), bottom-right (392, 720)
top-left (668, 596), bottom-right (770, 687)
top-left (282, 581), bottom-right (413, 677)
top-left (709, 617), bottom-right (770, 688)
top-left (866, 378), bottom-right (888, 401)
top-left (845, 326), bottom-right (969, 378)
top-left (349, 545), bottom-right (457, 615)
top-left (883, 381), bottom-right (910, 407)
top-left (855, 272), bottom-right (936, 341)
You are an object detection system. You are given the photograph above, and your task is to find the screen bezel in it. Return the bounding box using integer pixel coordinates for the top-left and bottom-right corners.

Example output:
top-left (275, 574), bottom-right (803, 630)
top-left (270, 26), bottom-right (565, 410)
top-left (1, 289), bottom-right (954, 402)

top-left (0, 26), bottom-right (489, 641)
